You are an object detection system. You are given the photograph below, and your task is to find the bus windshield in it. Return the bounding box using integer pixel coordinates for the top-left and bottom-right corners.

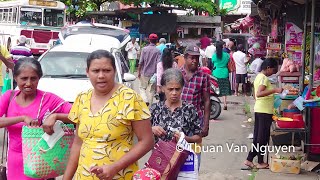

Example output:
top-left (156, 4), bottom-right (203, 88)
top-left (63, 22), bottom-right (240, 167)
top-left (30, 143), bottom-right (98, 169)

top-left (44, 9), bottom-right (64, 27)
top-left (20, 7), bottom-right (42, 26)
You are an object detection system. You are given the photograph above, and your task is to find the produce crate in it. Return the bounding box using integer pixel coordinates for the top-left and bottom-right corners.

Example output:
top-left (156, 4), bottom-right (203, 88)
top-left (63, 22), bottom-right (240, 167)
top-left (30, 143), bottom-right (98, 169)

top-left (270, 155), bottom-right (301, 174)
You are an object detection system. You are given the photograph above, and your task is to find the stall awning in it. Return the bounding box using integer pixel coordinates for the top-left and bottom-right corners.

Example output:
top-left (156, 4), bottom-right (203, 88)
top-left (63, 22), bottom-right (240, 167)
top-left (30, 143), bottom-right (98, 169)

top-left (178, 25), bottom-right (220, 29)
top-left (177, 15), bottom-right (221, 24)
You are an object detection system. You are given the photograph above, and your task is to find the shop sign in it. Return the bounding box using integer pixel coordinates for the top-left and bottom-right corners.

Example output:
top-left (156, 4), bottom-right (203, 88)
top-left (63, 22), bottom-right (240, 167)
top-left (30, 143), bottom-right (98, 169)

top-left (286, 44), bottom-right (302, 51)
top-left (220, 0), bottom-right (237, 12)
top-left (267, 43), bottom-right (282, 51)
top-left (29, 0), bottom-right (57, 7)
top-left (121, 21), bottom-right (133, 27)
top-left (219, 0), bottom-right (251, 15)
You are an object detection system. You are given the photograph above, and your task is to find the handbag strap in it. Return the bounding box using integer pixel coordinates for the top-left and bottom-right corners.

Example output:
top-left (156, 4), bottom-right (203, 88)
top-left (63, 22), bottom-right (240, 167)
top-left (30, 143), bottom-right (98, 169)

top-left (1, 90), bottom-right (15, 165)
top-left (36, 92), bottom-right (47, 120)
top-left (47, 101), bottom-right (66, 117)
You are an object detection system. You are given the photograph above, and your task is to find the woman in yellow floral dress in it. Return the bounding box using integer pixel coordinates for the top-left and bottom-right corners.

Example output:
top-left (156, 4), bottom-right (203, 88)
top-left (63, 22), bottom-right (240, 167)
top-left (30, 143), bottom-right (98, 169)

top-left (63, 50), bottom-right (154, 180)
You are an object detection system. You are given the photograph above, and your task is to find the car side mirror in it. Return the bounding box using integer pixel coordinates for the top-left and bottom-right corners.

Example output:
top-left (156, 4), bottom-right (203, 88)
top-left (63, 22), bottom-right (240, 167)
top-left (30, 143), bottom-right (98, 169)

top-left (123, 73), bottom-right (136, 82)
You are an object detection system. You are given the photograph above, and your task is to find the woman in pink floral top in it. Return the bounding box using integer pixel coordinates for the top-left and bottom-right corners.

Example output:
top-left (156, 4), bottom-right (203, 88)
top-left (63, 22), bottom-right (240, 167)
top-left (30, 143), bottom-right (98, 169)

top-left (156, 48), bottom-right (178, 101)
top-left (0, 58), bottom-right (72, 180)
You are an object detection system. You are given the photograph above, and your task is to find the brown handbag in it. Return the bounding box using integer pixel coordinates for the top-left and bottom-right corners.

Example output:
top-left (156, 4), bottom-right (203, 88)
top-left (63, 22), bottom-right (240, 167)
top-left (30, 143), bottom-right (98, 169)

top-left (145, 140), bottom-right (189, 180)
top-left (228, 55), bottom-right (236, 72)
top-left (0, 90), bottom-right (14, 180)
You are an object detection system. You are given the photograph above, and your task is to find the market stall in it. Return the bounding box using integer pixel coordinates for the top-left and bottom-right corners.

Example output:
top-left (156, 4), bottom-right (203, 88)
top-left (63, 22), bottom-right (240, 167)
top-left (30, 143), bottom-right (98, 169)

top-left (271, 0), bottom-right (320, 164)
top-left (246, 0), bottom-right (320, 174)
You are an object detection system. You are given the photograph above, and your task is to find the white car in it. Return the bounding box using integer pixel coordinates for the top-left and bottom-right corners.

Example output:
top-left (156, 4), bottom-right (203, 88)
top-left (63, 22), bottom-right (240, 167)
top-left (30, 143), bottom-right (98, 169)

top-left (37, 43), bottom-right (135, 103)
top-left (58, 23), bottom-right (131, 48)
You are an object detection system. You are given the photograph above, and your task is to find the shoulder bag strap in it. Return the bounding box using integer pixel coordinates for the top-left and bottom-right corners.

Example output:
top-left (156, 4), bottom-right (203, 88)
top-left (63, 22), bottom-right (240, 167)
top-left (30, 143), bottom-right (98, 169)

top-left (50, 101), bottom-right (66, 115)
top-left (1, 90), bottom-right (15, 165)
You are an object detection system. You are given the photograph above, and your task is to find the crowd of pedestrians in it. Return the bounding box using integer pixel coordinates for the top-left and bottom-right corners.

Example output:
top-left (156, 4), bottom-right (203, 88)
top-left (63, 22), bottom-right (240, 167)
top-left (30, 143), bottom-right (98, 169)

top-left (0, 32), bottom-right (277, 179)
top-left (0, 32), bottom-right (212, 179)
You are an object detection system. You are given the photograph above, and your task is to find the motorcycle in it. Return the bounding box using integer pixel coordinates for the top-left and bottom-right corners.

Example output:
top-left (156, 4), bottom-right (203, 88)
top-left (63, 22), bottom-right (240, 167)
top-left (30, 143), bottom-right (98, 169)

top-left (200, 67), bottom-right (222, 120)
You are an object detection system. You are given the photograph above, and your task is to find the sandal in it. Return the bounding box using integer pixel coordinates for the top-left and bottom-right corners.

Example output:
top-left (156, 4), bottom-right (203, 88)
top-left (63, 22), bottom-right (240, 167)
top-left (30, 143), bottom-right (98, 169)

top-left (243, 161), bottom-right (256, 170)
top-left (241, 166), bottom-right (255, 170)
top-left (256, 164), bottom-right (269, 169)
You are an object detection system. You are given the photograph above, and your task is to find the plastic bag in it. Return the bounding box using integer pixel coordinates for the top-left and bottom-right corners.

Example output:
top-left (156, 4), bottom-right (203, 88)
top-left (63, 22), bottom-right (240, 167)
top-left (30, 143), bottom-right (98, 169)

top-left (1, 73), bottom-right (11, 94)
top-left (176, 133), bottom-right (199, 180)
top-left (177, 152), bottom-right (199, 180)
top-left (149, 73), bottom-right (157, 84)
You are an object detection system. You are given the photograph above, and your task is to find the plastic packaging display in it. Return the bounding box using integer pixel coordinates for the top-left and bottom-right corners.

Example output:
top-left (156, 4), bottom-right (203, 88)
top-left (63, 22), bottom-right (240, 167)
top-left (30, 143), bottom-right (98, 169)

top-left (280, 89), bottom-right (289, 99)
top-left (274, 97), bottom-right (282, 109)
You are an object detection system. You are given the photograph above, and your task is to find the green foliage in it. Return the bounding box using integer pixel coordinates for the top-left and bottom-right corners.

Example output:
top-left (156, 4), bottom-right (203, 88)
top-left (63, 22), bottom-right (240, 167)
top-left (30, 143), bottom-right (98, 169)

top-left (122, 0), bottom-right (221, 16)
top-left (59, 0), bottom-right (222, 18)
top-left (59, 0), bottom-right (97, 17)
top-left (248, 170), bottom-right (257, 180)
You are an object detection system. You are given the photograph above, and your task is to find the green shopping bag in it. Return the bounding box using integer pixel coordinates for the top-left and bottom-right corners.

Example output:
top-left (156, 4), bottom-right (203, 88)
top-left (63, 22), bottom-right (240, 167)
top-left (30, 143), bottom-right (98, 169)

top-left (22, 124), bottom-right (75, 179)
top-left (1, 73), bottom-right (11, 94)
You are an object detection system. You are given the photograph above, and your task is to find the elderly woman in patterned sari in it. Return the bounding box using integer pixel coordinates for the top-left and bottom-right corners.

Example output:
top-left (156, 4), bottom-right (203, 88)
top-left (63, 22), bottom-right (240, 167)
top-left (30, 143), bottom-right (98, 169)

top-left (150, 68), bottom-right (202, 145)
top-left (64, 50), bottom-right (154, 180)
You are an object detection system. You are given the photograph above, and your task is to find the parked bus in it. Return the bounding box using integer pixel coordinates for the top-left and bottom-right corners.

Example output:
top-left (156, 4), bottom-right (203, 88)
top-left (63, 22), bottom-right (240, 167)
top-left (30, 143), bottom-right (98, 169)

top-left (0, 0), bottom-right (66, 55)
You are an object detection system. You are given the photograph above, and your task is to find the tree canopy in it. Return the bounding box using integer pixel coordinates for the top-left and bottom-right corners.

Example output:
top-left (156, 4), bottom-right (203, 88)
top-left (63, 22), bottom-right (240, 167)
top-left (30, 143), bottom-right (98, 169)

top-left (59, 0), bottom-right (224, 17)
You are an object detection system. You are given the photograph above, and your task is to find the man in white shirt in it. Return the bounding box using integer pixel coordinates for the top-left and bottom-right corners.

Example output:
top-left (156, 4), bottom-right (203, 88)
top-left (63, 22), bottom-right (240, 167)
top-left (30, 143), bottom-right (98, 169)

top-left (233, 44), bottom-right (249, 96)
top-left (125, 37), bottom-right (140, 73)
top-left (196, 42), bottom-right (206, 67)
top-left (205, 39), bottom-right (216, 70)
top-left (250, 56), bottom-right (264, 74)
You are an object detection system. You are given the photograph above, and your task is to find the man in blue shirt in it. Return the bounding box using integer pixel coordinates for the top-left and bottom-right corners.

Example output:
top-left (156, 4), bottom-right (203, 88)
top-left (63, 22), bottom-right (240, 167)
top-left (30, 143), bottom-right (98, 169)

top-left (157, 38), bottom-right (166, 54)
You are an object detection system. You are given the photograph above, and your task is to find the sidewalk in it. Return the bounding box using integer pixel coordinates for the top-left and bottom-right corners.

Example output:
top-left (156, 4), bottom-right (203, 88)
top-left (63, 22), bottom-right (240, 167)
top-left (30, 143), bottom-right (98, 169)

top-left (255, 169), bottom-right (319, 180)
top-left (244, 96), bottom-right (320, 180)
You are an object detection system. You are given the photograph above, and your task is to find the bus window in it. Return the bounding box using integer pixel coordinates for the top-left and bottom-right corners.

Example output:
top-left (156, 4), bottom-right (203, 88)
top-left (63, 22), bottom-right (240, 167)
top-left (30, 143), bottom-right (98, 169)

top-left (12, 8), bottom-right (17, 23)
top-left (44, 9), bottom-right (64, 27)
top-left (8, 8), bottom-right (13, 23)
top-left (3, 9), bottom-right (8, 22)
top-left (0, 9), bottom-right (3, 22)
top-left (20, 7), bottom-right (42, 26)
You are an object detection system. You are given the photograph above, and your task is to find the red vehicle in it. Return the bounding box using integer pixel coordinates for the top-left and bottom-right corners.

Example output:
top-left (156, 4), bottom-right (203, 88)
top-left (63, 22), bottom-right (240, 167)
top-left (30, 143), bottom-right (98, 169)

top-left (200, 66), bottom-right (222, 119)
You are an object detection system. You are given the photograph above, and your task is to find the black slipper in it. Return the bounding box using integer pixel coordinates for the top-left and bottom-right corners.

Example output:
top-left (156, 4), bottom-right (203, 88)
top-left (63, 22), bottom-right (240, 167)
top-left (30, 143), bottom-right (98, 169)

top-left (241, 167), bottom-right (253, 170)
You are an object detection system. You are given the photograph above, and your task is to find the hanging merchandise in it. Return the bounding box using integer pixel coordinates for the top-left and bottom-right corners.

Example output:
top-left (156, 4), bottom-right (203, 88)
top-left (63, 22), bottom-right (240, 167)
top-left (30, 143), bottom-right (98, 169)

top-left (280, 58), bottom-right (300, 73)
top-left (313, 34), bottom-right (320, 82)
top-left (271, 19), bottom-right (278, 40)
top-left (247, 25), bottom-right (267, 57)
top-left (285, 22), bottom-right (303, 65)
